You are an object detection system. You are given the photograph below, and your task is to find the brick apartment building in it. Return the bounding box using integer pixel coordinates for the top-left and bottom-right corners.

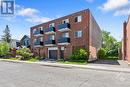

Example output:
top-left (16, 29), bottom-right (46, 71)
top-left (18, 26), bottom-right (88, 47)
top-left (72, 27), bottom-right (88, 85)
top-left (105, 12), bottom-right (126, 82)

top-left (122, 15), bottom-right (130, 62)
top-left (30, 9), bottom-right (102, 61)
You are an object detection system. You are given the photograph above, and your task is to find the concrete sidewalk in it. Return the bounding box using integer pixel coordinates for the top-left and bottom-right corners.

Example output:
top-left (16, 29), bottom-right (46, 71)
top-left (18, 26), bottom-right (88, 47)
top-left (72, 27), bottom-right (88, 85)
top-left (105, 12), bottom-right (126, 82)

top-left (0, 59), bottom-right (130, 73)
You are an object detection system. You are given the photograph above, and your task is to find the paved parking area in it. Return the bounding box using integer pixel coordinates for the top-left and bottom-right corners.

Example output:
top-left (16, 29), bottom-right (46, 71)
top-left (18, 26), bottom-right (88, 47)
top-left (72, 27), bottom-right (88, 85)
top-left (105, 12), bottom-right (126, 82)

top-left (88, 60), bottom-right (130, 68)
top-left (0, 61), bottom-right (130, 87)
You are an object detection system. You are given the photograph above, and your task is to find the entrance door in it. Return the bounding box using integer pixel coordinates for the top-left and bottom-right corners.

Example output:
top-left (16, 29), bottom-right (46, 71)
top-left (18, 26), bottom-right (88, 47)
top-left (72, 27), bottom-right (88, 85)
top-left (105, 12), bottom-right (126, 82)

top-left (49, 50), bottom-right (58, 60)
top-left (60, 50), bottom-right (64, 59)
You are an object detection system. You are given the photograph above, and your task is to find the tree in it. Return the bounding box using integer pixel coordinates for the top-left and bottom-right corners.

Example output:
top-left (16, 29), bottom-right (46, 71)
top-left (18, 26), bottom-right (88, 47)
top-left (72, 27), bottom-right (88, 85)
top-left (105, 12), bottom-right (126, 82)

top-left (0, 41), bottom-right (10, 57)
top-left (2, 25), bottom-right (11, 43)
top-left (102, 30), bottom-right (121, 57)
top-left (102, 30), bottom-right (117, 51)
top-left (97, 48), bottom-right (106, 59)
top-left (16, 48), bottom-right (33, 60)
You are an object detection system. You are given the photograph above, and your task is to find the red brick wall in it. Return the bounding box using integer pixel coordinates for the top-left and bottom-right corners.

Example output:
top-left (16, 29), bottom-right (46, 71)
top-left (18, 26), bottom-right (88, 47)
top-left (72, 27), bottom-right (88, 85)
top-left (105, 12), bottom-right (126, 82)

top-left (30, 9), bottom-right (101, 61)
top-left (124, 16), bottom-right (130, 62)
top-left (122, 22), bottom-right (127, 60)
top-left (88, 13), bottom-right (102, 61)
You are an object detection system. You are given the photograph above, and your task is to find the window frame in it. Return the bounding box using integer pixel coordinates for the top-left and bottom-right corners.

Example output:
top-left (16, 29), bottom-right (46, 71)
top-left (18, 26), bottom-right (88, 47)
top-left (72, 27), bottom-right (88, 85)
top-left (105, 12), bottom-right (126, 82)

top-left (49, 23), bottom-right (55, 27)
top-left (75, 30), bottom-right (82, 38)
top-left (75, 15), bottom-right (82, 23)
top-left (48, 35), bottom-right (55, 40)
top-left (62, 32), bottom-right (69, 38)
top-left (33, 29), bottom-right (36, 34)
top-left (62, 19), bottom-right (69, 24)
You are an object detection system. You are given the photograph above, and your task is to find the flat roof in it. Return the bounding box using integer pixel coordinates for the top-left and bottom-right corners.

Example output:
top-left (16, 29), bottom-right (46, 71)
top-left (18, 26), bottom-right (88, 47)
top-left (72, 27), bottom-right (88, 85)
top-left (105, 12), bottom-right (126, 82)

top-left (31, 9), bottom-right (90, 28)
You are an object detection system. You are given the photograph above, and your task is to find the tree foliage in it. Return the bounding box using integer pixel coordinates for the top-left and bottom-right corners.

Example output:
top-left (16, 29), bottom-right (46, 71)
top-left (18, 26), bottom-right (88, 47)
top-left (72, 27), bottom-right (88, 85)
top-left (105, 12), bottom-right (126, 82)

top-left (2, 25), bottom-right (11, 43)
top-left (70, 48), bottom-right (90, 60)
top-left (102, 30), bottom-right (117, 51)
top-left (97, 48), bottom-right (106, 59)
top-left (16, 48), bottom-right (33, 60)
top-left (102, 30), bottom-right (121, 57)
top-left (0, 41), bottom-right (10, 57)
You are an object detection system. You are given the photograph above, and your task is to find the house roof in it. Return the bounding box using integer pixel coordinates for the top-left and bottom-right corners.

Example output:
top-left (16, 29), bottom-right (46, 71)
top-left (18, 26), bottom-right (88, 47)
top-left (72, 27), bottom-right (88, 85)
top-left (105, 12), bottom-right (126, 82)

top-left (20, 35), bottom-right (30, 41)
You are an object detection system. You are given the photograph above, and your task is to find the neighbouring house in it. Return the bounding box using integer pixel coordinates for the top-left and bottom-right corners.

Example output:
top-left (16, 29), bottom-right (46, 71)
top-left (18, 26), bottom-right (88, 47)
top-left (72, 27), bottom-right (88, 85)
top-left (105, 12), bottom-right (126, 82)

top-left (20, 35), bottom-right (30, 48)
top-left (10, 39), bottom-right (20, 49)
top-left (30, 9), bottom-right (102, 61)
top-left (122, 15), bottom-right (130, 62)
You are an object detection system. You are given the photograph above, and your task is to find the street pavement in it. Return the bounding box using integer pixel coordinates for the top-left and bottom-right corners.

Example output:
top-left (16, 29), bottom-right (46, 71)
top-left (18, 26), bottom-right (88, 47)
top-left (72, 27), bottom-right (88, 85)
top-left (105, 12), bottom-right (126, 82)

top-left (0, 61), bottom-right (130, 87)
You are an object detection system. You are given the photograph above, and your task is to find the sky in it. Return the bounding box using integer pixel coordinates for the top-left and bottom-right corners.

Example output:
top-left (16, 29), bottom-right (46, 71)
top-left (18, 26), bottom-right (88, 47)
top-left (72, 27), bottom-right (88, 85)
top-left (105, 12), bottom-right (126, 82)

top-left (0, 0), bottom-right (130, 41)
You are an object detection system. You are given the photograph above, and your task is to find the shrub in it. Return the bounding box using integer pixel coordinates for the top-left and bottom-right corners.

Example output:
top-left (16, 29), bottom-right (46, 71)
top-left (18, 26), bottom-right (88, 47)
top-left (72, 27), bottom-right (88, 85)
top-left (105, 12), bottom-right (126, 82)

top-left (70, 48), bottom-right (90, 60)
top-left (97, 48), bottom-right (106, 59)
top-left (0, 41), bottom-right (10, 57)
top-left (106, 49), bottom-right (118, 57)
top-left (16, 48), bottom-right (33, 60)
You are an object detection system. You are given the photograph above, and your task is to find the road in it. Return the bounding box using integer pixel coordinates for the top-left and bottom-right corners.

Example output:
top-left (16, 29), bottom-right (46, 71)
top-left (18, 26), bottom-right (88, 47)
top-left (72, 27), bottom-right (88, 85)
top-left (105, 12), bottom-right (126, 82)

top-left (0, 61), bottom-right (130, 87)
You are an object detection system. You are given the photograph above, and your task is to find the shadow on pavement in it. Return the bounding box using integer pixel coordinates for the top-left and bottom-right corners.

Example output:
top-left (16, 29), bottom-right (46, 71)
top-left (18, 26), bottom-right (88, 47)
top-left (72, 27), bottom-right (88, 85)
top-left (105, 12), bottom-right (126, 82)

top-left (92, 60), bottom-right (120, 65)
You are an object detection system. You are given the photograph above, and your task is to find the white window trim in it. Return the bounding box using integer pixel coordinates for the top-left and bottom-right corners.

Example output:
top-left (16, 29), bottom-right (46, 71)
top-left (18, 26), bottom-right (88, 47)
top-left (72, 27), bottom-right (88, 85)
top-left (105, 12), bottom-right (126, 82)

top-left (75, 15), bottom-right (82, 23)
top-left (75, 30), bottom-right (82, 38)
top-left (40, 37), bottom-right (43, 41)
top-left (62, 32), bottom-right (69, 38)
top-left (33, 39), bottom-right (36, 43)
top-left (62, 19), bottom-right (69, 24)
top-left (33, 29), bottom-right (36, 33)
top-left (77, 16), bottom-right (82, 22)
top-left (49, 35), bottom-right (55, 40)
top-left (49, 23), bottom-right (55, 27)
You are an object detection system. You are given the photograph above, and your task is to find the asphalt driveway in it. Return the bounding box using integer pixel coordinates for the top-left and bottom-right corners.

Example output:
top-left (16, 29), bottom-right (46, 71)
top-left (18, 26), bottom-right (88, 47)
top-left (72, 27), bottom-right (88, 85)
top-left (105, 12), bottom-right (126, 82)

top-left (0, 61), bottom-right (130, 87)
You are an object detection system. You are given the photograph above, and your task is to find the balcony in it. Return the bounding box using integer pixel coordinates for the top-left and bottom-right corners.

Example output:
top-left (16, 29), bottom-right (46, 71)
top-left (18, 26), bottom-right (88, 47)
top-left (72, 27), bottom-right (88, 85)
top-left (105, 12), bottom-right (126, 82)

top-left (34, 41), bottom-right (43, 47)
top-left (58, 37), bottom-right (70, 45)
top-left (44, 40), bottom-right (55, 46)
top-left (34, 30), bottom-right (44, 36)
top-left (44, 27), bottom-right (55, 34)
top-left (58, 23), bottom-right (70, 31)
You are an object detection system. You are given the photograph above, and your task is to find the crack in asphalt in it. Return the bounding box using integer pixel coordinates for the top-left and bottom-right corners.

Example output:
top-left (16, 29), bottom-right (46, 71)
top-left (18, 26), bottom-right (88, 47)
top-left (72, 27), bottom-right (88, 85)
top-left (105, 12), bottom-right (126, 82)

top-left (78, 79), bottom-right (89, 87)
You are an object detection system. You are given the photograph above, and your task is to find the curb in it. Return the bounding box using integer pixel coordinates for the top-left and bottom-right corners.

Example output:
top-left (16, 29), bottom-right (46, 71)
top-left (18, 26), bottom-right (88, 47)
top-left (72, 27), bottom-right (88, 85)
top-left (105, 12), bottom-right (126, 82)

top-left (0, 59), bottom-right (130, 73)
top-left (125, 61), bottom-right (130, 66)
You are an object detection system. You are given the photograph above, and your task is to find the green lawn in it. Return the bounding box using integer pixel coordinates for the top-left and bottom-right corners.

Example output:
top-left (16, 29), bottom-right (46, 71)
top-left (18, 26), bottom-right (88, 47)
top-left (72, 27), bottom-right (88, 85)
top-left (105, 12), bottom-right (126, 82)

top-left (7, 58), bottom-right (18, 60)
top-left (7, 57), bottom-right (39, 62)
top-left (27, 58), bottom-right (39, 62)
top-left (58, 60), bottom-right (87, 65)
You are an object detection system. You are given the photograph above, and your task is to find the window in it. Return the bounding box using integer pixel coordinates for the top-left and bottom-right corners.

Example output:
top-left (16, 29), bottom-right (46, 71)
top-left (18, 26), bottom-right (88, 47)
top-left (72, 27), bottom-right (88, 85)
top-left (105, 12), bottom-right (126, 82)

top-left (33, 39), bottom-right (36, 42)
top-left (75, 15), bottom-right (82, 22)
top-left (40, 27), bottom-right (44, 31)
top-left (49, 35), bottom-right (55, 40)
top-left (40, 37), bottom-right (43, 41)
top-left (62, 19), bottom-right (69, 24)
top-left (75, 30), bottom-right (82, 38)
top-left (39, 27), bottom-right (42, 30)
top-left (49, 23), bottom-right (55, 27)
top-left (62, 32), bottom-right (69, 38)
top-left (33, 29), bottom-right (36, 34)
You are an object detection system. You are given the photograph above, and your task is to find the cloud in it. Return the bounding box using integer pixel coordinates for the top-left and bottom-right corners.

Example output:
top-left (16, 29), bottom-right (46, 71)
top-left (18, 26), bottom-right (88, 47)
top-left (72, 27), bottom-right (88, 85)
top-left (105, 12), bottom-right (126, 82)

top-left (17, 8), bottom-right (39, 17)
top-left (114, 4), bottom-right (130, 16)
top-left (99, 0), bottom-right (129, 11)
top-left (15, 5), bottom-right (51, 23)
top-left (99, 0), bottom-right (130, 16)
top-left (26, 16), bottom-right (51, 23)
top-left (85, 0), bottom-right (94, 3)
